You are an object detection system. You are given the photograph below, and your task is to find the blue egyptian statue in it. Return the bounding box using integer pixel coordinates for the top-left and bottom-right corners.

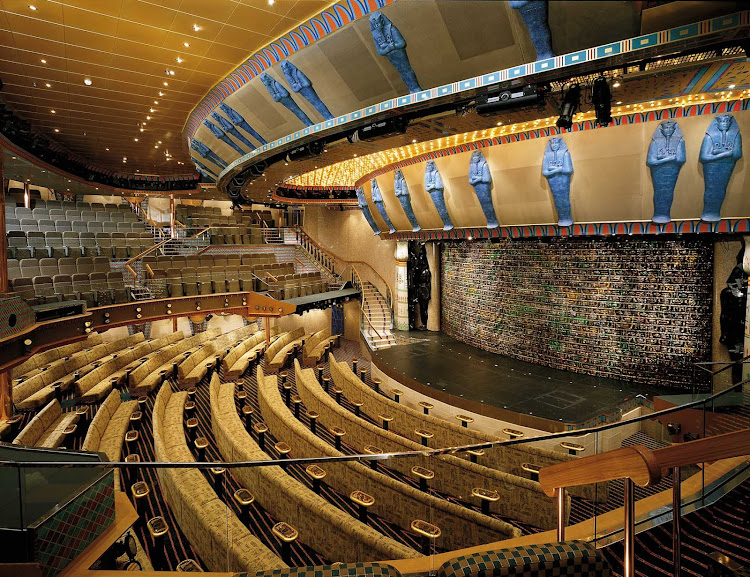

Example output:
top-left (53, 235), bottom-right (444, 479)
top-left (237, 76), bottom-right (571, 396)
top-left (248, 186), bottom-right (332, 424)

top-left (219, 103), bottom-right (267, 145)
top-left (369, 12), bottom-right (422, 94)
top-left (193, 158), bottom-right (219, 179)
top-left (510, 1), bottom-right (555, 61)
top-left (542, 137), bottom-right (574, 227)
top-left (646, 121), bottom-right (686, 224)
top-left (394, 169), bottom-right (421, 232)
top-left (280, 61), bottom-right (333, 121)
top-left (371, 178), bottom-right (396, 234)
top-left (211, 111), bottom-right (256, 150)
top-left (356, 186), bottom-right (381, 235)
top-left (260, 72), bottom-right (313, 127)
top-left (195, 166), bottom-right (216, 182)
top-left (700, 114), bottom-right (742, 222)
top-left (204, 119), bottom-right (247, 156)
top-left (468, 150), bottom-right (498, 228)
top-left (190, 139), bottom-right (228, 170)
top-left (424, 160), bottom-right (453, 231)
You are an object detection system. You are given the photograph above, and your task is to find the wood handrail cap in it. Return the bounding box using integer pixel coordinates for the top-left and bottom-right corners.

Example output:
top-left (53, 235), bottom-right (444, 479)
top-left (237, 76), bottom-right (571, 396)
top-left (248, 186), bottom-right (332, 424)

top-left (130, 411), bottom-right (142, 421)
top-left (184, 401), bottom-right (195, 411)
top-left (330, 426), bottom-right (346, 437)
top-left (291, 395), bottom-right (302, 404)
top-left (415, 429), bottom-right (434, 439)
top-left (363, 445), bottom-right (383, 455)
top-left (275, 441), bottom-right (292, 455)
top-left (411, 466), bottom-right (434, 480)
top-left (418, 401), bottom-right (434, 409)
top-left (456, 414), bottom-right (474, 423)
top-left (378, 414), bottom-right (394, 422)
top-left (194, 436), bottom-right (209, 450)
top-left (306, 410), bottom-right (319, 419)
top-left (332, 386), bottom-right (343, 394)
top-left (185, 417), bottom-right (198, 428)
top-left (521, 462), bottom-right (540, 473)
top-left (410, 519), bottom-right (441, 539)
top-left (391, 389), bottom-right (404, 395)
top-left (125, 454), bottom-right (141, 463)
top-left (561, 441), bottom-right (585, 452)
top-left (467, 449), bottom-right (485, 457)
top-left (242, 405), bottom-right (254, 415)
top-left (210, 463), bottom-right (226, 476)
top-left (352, 400), bottom-right (364, 407)
top-left (503, 428), bottom-right (524, 439)
top-left (253, 422), bottom-right (269, 434)
top-left (124, 430), bottom-right (138, 442)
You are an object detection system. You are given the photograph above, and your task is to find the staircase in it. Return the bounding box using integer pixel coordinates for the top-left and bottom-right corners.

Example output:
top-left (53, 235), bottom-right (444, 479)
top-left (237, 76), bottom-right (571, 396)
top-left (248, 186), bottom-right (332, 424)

top-left (361, 281), bottom-right (397, 350)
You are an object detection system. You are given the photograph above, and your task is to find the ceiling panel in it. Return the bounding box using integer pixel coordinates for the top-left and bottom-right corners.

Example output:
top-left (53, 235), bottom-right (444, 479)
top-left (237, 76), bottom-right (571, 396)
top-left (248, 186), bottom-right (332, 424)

top-left (0, 0), bottom-right (339, 176)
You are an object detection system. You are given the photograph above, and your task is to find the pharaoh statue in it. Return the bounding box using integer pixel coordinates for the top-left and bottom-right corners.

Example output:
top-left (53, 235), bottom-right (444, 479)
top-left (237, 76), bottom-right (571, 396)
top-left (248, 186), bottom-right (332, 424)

top-left (394, 169), bottom-right (421, 232)
top-left (356, 186), bottom-right (381, 235)
top-left (369, 12), bottom-right (422, 94)
top-left (280, 61), bottom-right (333, 121)
top-left (468, 150), bottom-right (498, 228)
top-left (510, 1), bottom-right (555, 61)
top-left (190, 139), bottom-right (228, 169)
top-left (646, 120), bottom-right (686, 224)
top-left (204, 119), bottom-right (246, 156)
top-left (542, 136), bottom-right (574, 227)
top-left (424, 160), bottom-right (453, 231)
top-left (371, 178), bottom-right (396, 234)
top-left (699, 114), bottom-right (742, 222)
top-left (259, 72), bottom-right (313, 127)
top-left (219, 103), bottom-right (267, 145)
top-left (210, 111), bottom-right (255, 150)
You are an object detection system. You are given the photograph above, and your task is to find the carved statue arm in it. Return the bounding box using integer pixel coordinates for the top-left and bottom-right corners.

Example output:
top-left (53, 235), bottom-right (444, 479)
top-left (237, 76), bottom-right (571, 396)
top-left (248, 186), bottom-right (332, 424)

top-left (390, 24), bottom-right (407, 50)
top-left (700, 135), bottom-right (737, 162)
top-left (733, 133), bottom-right (743, 160)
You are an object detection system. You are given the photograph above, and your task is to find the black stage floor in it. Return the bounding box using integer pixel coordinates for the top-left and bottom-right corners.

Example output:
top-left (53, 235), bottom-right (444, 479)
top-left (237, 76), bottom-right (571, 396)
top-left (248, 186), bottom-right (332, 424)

top-left (371, 331), bottom-right (665, 430)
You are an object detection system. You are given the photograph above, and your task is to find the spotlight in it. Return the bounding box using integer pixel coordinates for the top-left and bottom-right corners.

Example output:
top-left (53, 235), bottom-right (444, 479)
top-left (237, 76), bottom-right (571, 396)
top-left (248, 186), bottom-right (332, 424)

top-left (556, 83), bottom-right (580, 130)
top-left (592, 76), bottom-right (612, 127)
top-left (666, 422), bottom-right (681, 435)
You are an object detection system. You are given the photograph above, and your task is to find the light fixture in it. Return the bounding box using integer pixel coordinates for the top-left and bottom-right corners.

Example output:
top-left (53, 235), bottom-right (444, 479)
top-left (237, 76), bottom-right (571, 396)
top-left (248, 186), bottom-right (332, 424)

top-left (163, 81), bottom-right (169, 86)
top-left (134, 138), bottom-right (139, 142)
top-left (729, 84), bottom-right (736, 89)
top-left (50, 109), bottom-right (56, 113)
top-left (146, 115), bottom-right (151, 120)
top-left (29, 4), bottom-right (37, 10)
top-left (105, 147), bottom-right (109, 151)
top-left (158, 140), bottom-right (162, 144)
top-left (158, 91), bottom-right (164, 96)
top-left (84, 78), bottom-right (92, 85)
top-left (41, 58), bottom-right (47, 64)
top-left (45, 82), bottom-right (51, 87)
top-left (54, 128), bottom-right (59, 132)
top-left (592, 76), bottom-right (612, 127)
top-left (176, 57), bottom-right (183, 63)
top-left (169, 70), bottom-right (175, 76)
top-left (140, 128), bottom-right (144, 132)
top-left (183, 41), bottom-right (190, 47)
top-left (192, 23), bottom-right (201, 31)
top-left (612, 80), bottom-right (621, 88)
top-left (268, 0), bottom-right (274, 4)
top-left (555, 83), bottom-right (580, 130)
top-left (154, 100), bottom-right (158, 104)
top-left (150, 108), bottom-right (155, 113)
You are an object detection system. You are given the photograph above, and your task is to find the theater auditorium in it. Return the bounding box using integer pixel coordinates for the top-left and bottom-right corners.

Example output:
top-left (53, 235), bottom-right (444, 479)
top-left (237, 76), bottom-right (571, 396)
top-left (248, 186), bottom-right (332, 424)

top-left (0, 1), bottom-right (748, 576)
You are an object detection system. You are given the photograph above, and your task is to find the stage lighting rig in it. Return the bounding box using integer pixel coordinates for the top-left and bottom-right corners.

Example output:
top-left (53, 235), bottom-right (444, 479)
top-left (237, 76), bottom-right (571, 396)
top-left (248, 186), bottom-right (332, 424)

top-left (556, 83), bottom-right (581, 130)
top-left (592, 76), bottom-right (613, 127)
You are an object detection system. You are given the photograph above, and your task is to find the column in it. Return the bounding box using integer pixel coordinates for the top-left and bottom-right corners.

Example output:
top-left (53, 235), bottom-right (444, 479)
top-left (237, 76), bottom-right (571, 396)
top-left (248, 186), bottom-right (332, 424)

top-left (394, 241), bottom-right (409, 331)
top-left (742, 235), bottom-right (750, 382)
top-left (169, 195), bottom-right (176, 239)
top-left (426, 242), bottom-right (440, 331)
top-left (23, 181), bottom-right (30, 209)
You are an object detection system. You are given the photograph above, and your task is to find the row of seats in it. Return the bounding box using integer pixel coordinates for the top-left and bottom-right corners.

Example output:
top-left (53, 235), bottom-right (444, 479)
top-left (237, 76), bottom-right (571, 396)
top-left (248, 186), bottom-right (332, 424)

top-left (7, 219), bottom-right (146, 233)
top-left (207, 226), bottom-right (263, 245)
top-left (260, 365), bottom-right (517, 552)
top-left (10, 257), bottom-right (112, 278)
top-left (144, 253), bottom-right (276, 275)
top-left (10, 271), bottom-right (131, 307)
top-left (13, 399), bottom-right (80, 448)
top-left (268, 273), bottom-right (329, 300)
top-left (13, 333), bottom-right (146, 410)
top-left (153, 382), bottom-right (285, 573)
top-left (13, 333), bottom-right (102, 380)
top-left (7, 207), bottom-right (139, 222)
top-left (6, 199), bottom-right (128, 211)
top-left (8, 231), bottom-right (154, 260)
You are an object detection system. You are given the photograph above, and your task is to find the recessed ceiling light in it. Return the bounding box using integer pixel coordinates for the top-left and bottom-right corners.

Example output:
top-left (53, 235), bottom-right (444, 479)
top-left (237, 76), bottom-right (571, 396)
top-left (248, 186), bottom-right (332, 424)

top-left (158, 140), bottom-right (162, 144)
top-left (41, 170), bottom-right (46, 173)
top-left (154, 100), bottom-right (158, 104)
top-left (84, 78), bottom-right (92, 85)
top-left (163, 82), bottom-right (168, 86)
top-left (105, 148), bottom-right (109, 151)
top-left (193, 23), bottom-right (201, 31)
top-left (183, 42), bottom-right (190, 47)
top-left (616, 101), bottom-right (622, 105)
top-left (146, 116), bottom-right (151, 120)
top-left (45, 83), bottom-right (51, 87)
top-left (729, 84), bottom-right (736, 89)
top-left (158, 91), bottom-right (164, 96)
top-left (176, 57), bottom-right (183, 64)
top-left (29, 5), bottom-right (37, 10)
top-left (140, 128), bottom-right (144, 132)
top-left (41, 58), bottom-right (47, 64)
top-left (612, 81), bottom-right (621, 88)
top-left (50, 109), bottom-right (55, 113)
top-left (11, 156), bottom-right (16, 159)
top-left (54, 128), bottom-right (59, 132)
top-left (150, 108), bottom-right (155, 113)
top-left (268, 0), bottom-right (274, 5)
top-left (154, 145), bottom-right (159, 149)
top-left (134, 138), bottom-right (139, 142)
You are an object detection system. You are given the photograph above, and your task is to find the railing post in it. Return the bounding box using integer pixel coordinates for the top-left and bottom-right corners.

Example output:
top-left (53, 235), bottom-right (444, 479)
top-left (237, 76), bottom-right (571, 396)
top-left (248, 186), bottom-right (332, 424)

top-left (624, 477), bottom-right (635, 577)
top-left (556, 487), bottom-right (566, 542)
top-left (672, 466), bottom-right (681, 577)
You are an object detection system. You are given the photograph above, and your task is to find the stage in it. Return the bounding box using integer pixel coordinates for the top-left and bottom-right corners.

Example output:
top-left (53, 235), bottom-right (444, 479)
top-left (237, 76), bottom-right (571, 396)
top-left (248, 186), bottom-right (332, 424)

top-left (371, 331), bottom-right (665, 431)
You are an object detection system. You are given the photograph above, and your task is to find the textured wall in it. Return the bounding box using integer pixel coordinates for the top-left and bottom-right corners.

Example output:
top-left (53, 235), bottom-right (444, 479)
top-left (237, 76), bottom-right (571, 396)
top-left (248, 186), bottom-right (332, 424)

top-left (441, 238), bottom-right (713, 388)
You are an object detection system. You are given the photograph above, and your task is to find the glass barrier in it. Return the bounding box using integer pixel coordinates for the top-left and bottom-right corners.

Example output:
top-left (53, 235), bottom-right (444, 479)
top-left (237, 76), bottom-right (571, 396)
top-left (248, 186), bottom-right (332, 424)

top-left (1, 368), bottom-right (747, 573)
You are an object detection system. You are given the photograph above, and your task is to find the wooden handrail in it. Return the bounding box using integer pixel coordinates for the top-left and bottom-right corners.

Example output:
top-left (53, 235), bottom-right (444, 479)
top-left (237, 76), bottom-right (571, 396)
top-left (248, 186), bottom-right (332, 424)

top-left (123, 236), bottom-right (174, 282)
top-left (539, 429), bottom-right (750, 496)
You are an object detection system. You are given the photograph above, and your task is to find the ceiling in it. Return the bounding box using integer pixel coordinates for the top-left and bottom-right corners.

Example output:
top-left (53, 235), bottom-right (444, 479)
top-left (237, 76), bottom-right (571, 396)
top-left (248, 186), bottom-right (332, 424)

top-left (0, 0), bottom-right (332, 176)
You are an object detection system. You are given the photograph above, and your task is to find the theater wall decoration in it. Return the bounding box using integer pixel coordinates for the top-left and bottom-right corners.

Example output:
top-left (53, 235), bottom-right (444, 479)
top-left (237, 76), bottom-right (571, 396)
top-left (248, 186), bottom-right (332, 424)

top-left (188, 0), bottom-right (641, 173)
top-left (441, 238), bottom-right (712, 388)
top-left (358, 110), bottom-right (749, 234)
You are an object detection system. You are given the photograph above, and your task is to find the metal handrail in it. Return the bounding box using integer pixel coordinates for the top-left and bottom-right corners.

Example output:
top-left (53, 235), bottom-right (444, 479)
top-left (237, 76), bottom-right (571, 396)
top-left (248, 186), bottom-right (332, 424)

top-left (342, 264), bottom-right (383, 340)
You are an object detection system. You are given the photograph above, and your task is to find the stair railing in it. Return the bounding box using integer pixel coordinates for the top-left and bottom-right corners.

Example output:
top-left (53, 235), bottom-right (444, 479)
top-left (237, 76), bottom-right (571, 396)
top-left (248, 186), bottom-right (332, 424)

top-left (124, 236), bottom-right (175, 283)
top-left (539, 428), bottom-right (750, 577)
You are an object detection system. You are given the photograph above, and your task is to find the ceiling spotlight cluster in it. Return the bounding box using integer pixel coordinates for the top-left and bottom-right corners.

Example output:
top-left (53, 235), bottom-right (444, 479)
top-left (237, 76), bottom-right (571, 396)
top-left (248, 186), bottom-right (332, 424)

top-left (555, 75), bottom-right (618, 130)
